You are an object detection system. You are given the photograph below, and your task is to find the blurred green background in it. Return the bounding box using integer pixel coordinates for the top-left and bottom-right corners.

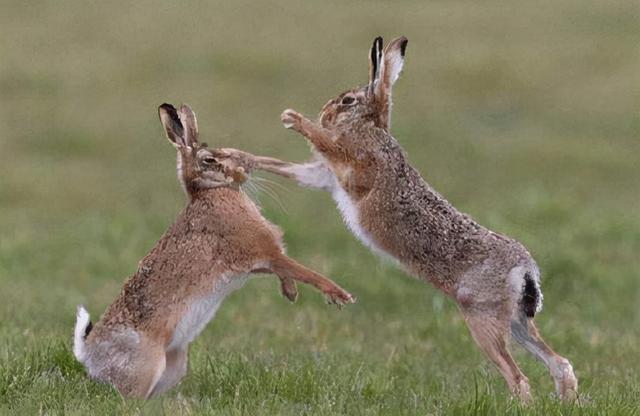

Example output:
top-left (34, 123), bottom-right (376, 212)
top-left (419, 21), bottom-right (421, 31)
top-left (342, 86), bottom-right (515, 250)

top-left (1, 0), bottom-right (638, 414)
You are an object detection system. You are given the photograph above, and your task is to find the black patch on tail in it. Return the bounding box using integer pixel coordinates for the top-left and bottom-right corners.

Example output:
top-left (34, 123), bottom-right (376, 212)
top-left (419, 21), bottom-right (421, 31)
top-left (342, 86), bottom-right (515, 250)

top-left (84, 320), bottom-right (93, 338)
top-left (522, 272), bottom-right (538, 318)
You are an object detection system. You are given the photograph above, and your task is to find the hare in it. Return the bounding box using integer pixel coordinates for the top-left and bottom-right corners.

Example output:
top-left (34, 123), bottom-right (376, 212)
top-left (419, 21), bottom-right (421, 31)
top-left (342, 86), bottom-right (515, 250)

top-left (217, 37), bottom-right (578, 402)
top-left (72, 103), bottom-right (355, 399)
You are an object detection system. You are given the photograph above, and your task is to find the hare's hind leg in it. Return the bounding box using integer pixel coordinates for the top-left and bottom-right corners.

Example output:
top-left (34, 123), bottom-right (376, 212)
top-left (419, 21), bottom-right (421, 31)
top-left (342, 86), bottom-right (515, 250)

top-left (462, 311), bottom-right (532, 402)
top-left (149, 347), bottom-right (189, 397)
top-left (85, 333), bottom-right (166, 399)
top-left (105, 342), bottom-right (165, 398)
top-left (511, 316), bottom-right (578, 401)
top-left (117, 344), bottom-right (166, 399)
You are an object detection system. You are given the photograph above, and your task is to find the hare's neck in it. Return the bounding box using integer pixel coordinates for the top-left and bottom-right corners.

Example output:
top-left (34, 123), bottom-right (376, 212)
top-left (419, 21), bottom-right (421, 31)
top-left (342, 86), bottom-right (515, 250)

top-left (185, 188), bottom-right (261, 227)
top-left (190, 187), bottom-right (244, 209)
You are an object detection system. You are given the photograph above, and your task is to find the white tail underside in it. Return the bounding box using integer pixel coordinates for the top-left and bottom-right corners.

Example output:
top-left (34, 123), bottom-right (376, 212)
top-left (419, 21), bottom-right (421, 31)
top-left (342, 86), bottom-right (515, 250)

top-left (73, 305), bottom-right (91, 362)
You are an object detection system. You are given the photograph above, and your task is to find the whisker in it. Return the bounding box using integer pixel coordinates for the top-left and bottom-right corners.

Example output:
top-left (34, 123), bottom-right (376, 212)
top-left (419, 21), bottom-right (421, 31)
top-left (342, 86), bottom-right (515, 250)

top-left (254, 181), bottom-right (283, 199)
top-left (252, 176), bottom-right (291, 193)
top-left (251, 180), bottom-right (288, 214)
top-left (242, 181), bottom-right (261, 204)
top-left (253, 176), bottom-right (292, 196)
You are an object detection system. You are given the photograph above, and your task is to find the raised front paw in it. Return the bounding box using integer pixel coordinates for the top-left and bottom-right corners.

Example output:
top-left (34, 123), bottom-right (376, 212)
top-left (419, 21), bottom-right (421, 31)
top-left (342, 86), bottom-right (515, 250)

top-left (324, 285), bottom-right (356, 308)
top-left (279, 277), bottom-right (298, 303)
top-left (281, 109), bottom-right (303, 130)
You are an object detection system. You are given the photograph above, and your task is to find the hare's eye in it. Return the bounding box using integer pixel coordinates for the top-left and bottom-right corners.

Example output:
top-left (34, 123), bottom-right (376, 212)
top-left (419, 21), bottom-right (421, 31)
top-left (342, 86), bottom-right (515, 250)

top-left (341, 96), bottom-right (356, 105)
top-left (202, 156), bottom-right (217, 165)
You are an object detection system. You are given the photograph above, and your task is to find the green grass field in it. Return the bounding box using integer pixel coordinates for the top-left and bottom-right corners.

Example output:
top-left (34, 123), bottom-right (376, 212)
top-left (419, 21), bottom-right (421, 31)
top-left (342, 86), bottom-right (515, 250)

top-left (1, 1), bottom-right (639, 414)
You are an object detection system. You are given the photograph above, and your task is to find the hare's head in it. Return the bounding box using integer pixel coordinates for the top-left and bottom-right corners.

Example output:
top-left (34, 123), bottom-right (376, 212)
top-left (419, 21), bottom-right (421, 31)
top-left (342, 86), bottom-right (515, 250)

top-left (158, 103), bottom-right (248, 195)
top-left (318, 36), bottom-right (408, 133)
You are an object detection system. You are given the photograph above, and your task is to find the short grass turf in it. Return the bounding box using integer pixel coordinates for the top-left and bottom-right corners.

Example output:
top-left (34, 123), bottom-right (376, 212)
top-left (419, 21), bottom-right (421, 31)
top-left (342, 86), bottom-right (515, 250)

top-left (1, 0), bottom-right (639, 414)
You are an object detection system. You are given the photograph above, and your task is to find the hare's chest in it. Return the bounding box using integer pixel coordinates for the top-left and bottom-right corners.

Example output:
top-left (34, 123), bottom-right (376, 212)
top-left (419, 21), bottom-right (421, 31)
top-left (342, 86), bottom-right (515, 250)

top-left (168, 274), bottom-right (248, 350)
top-left (331, 177), bottom-right (397, 262)
top-left (332, 185), bottom-right (377, 250)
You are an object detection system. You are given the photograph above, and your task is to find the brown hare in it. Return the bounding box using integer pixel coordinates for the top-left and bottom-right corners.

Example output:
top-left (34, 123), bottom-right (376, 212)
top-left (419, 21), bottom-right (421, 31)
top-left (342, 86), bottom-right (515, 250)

top-left (218, 37), bottom-right (578, 402)
top-left (73, 103), bottom-right (355, 399)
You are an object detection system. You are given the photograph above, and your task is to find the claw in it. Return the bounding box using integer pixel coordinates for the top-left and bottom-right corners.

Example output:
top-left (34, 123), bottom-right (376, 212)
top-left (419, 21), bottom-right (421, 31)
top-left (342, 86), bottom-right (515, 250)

top-left (324, 288), bottom-right (356, 308)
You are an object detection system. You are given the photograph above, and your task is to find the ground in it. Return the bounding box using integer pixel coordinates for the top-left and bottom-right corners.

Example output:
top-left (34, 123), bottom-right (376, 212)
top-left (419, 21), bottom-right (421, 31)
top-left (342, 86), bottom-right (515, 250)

top-left (0, 0), bottom-right (638, 414)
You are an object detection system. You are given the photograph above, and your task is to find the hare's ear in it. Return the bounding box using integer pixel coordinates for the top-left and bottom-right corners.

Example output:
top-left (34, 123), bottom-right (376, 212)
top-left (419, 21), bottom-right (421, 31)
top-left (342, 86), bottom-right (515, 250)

top-left (368, 36), bottom-right (383, 89)
top-left (373, 36), bottom-right (408, 130)
top-left (158, 103), bottom-right (185, 148)
top-left (377, 36), bottom-right (408, 95)
top-left (178, 104), bottom-right (199, 147)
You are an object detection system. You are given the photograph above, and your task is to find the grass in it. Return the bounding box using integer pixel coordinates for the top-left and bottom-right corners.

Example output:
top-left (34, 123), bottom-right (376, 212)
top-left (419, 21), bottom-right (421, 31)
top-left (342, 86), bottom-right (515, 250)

top-left (1, 0), bottom-right (639, 414)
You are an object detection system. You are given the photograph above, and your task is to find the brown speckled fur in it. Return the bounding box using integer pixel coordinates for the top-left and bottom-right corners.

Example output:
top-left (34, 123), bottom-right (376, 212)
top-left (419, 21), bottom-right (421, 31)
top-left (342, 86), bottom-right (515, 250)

top-left (221, 37), bottom-right (578, 402)
top-left (89, 187), bottom-right (284, 342)
top-left (333, 121), bottom-right (534, 296)
top-left (73, 103), bottom-right (354, 399)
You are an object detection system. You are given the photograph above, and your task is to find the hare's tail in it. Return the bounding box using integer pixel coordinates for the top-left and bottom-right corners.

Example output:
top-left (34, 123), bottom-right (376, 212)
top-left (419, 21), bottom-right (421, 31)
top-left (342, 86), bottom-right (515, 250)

top-left (73, 305), bottom-right (93, 363)
top-left (508, 266), bottom-right (543, 319)
top-left (521, 272), bottom-right (542, 318)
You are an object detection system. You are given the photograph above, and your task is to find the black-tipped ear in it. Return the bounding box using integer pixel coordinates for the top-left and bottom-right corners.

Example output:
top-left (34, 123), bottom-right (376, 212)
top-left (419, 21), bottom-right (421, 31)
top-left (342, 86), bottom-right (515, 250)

top-left (178, 104), bottom-right (199, 146)
top-left (379, 36), bottom-right (408, 90)
top-left (368, 36), bottom-right (383, 87)
top-left (399, 37), bottom-right (408, 57)
top-left (158, 103), bottom-right (185, 147)
top-left (373, 37), bottom-right (408, 131)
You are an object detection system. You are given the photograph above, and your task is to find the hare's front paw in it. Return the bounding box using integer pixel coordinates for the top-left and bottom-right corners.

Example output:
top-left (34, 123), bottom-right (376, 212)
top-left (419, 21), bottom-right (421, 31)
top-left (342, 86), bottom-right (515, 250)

top-left (281, 109), bottom-right (303, 130)
top-left (279, 277), bottom-right (298, 302)
top-left (214, 148), bottom-right (256, 171)
top-left (213, 147), bottom-right (245, 160)
top-left (325, 285), bottom-right (356, 308)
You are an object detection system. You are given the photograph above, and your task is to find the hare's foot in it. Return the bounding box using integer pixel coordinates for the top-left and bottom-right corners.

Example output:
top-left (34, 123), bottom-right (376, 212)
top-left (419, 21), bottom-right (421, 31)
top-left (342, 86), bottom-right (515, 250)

top-left (555, 359), bottom-right (578, 402)
top-left (510, 318), bottom-right (579, 404)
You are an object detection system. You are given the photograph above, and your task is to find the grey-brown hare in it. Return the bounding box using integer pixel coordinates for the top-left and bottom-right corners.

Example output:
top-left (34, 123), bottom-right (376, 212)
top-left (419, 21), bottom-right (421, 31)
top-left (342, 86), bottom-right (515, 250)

top-left (218, 37), bottom-right (578, 402)
top-left (73, 103), bottom-right (354, 399)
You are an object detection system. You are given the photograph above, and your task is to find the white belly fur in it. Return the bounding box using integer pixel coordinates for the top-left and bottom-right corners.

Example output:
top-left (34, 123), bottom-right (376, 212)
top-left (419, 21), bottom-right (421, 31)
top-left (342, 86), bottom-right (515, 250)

top-left (327, 168), bottom-right (396, 262)
top-left (168, 273), bottom-right (249, 351)
top-left (306, 154), bottom-right (387, 258)
top-left (332, 185), bottom-right (377, 250)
